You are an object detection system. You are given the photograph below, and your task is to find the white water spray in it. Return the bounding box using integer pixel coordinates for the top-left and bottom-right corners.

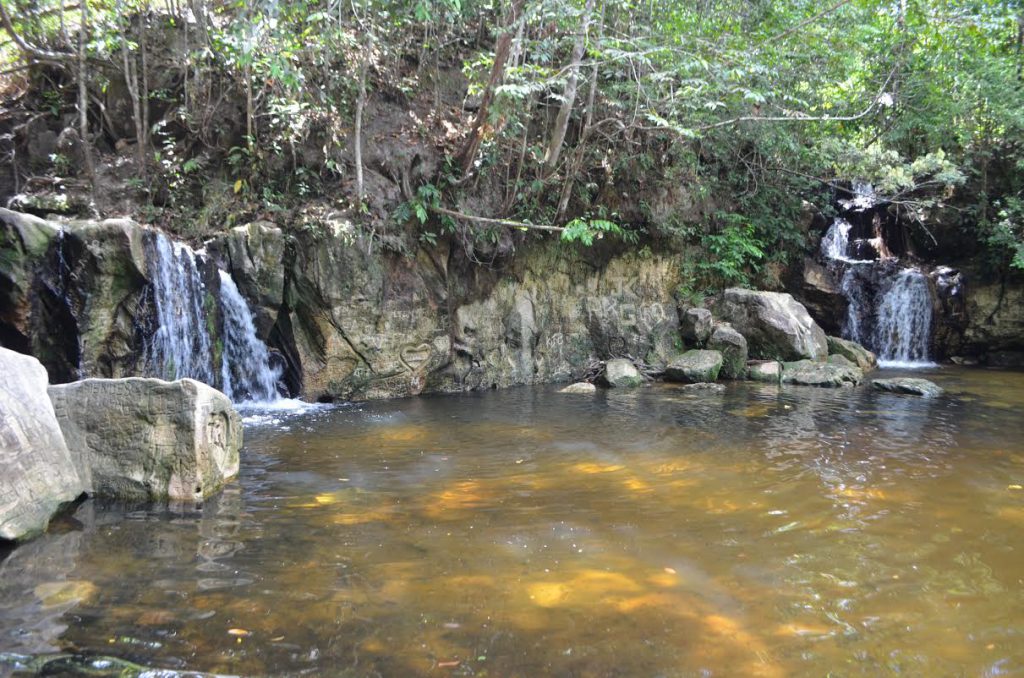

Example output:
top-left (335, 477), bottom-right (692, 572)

top-left (219, 270), bottom-right (282, 403)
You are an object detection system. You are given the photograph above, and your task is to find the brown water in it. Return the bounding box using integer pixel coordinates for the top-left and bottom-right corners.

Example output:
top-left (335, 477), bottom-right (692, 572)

top-left (2, 367), bottom-right (1023, 677)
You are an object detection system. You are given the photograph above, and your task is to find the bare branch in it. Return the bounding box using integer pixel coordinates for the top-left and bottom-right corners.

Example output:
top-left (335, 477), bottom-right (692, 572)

top-left (430, 205), bottom-right (565, 233)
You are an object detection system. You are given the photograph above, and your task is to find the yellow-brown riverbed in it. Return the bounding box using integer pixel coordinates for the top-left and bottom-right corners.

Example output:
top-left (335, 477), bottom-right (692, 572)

top-left (2, 366), bottom-right (1022, 676)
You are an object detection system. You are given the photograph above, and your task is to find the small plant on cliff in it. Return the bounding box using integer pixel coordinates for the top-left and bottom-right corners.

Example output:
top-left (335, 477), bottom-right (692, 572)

top-left (696, 213), bottom-right (765, 292)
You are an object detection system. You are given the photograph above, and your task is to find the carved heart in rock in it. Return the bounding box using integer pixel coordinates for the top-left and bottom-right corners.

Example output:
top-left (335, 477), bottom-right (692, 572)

top-left (400, 344), bottom-right (433, 372)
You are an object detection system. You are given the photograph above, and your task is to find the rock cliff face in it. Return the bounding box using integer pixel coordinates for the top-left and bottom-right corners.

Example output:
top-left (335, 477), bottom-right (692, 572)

top-left (220, 223), bottom-right (684, 400)
top-left (3, 207), bottom-right (1022, 401)
top-left (1, 210), bottom-right (685, 401)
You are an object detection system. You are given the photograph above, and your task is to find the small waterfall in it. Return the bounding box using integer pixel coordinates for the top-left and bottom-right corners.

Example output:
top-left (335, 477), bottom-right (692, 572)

top-left (819, 182), bottom-right (936, 367)
top-left (873, 269), bottom-right (933, 366)
top-left (820, 219), bottom-right (853, 261)
top-left (143, 230), bottom-right (284, 403)
top-left (146, 233), bottom-right (215, 383)
top-left (218, 270), bottom-right (281, 403)
top-left (840, 267), bottom-right (868, 344)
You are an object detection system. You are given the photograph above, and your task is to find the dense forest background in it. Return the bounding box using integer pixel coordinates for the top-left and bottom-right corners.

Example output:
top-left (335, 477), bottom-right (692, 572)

top-left (1, 0), bottom-right (1022, 293)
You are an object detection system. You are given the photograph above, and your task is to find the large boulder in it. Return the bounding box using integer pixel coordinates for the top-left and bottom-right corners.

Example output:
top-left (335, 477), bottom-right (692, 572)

top-left (48, 378), bottom-right (242, 502)
top-left (665, 350), bottom-right (723, 383)
top-left (715, 288), bottom-right (828, 361)
top-left (872, 378), bottom-right (943, 398)
top-left (782, 359), bottom-right (863, 388)
top-left (680, 307), bottom-right (713, 346)
top-left (827, 336), bottom-right (877, 371)
top-left (604, 358), bottom-right (644, 388)
top-left (0, 348), bottom-right (84, 541)
top-left (708, 323), bottom-right (748, 379)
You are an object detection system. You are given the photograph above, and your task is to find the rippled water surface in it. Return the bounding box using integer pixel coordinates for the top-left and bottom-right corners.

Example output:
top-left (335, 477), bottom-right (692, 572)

top-left (2, 367), bottom-right (1023, 677)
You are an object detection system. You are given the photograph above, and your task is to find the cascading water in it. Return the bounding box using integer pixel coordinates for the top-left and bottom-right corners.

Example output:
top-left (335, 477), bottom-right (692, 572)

top-left (873, 269), bottom-right (933, 366)
top-left (146, 233), bottom-right (215, 383)
top-left (218, 270), bottom-right (281, 402)
top-left (820, 219), bottom-right (853, 262)
top-left (820, 183), bottom-right (936, 367)
top-left (144, 230), bottom-right (284, 403)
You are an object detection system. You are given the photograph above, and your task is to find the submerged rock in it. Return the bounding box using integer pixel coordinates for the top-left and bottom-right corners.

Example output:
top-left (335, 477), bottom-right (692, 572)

top-left (708, 323), bottom-right (748, 379)
top-left (747, 360), bottom-right (782, 383)
top-left (665, 350), bottom-right (723, 383)
top-left (715, 288), bottom-right (828, 361)
top-left (871, 378), bottom-right (943, 397)
top-left (782, 359), bottom-right (863, 388)
top-left (0, 348), bottom-right (85, 541)
top-left (559, 382), bottom-right (597, 394)
top-left (604, 359), bottom-right (644, 388)
top-left (678, 382), bottom-right (726, 393)
top-left (48, 378), bottom-right (242, 501)
top-left (827, 335), bottom-right (877, 371)
top-left (680, 307), bottom-right (713, 346)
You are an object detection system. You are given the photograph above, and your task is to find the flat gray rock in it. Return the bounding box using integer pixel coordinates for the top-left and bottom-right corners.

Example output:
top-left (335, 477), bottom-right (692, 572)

top-left (827, 336), bottom-right (877, 371)
top-left (872, 377), bottom-right (943, 397)
top-left (782, 359), bottom-right (863, 388)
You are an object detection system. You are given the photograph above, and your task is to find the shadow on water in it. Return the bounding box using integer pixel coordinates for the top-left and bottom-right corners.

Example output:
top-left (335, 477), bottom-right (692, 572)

top-left (1, 367), bottom-right (1023, 676)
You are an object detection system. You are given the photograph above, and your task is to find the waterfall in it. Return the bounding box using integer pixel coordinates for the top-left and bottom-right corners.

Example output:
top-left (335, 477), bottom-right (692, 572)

top-left (873, 269), bottom-right (933, 366)
top-left (218, 270), bottom-right (281, 403)
top-left (146, 233), bottom-right (215, 383)
top-left (820, 219), bottom-right (852, 261)
top-left (819, 182), bottom-right (936, 367)
top-left (144, 230), bottom-right (283, 403)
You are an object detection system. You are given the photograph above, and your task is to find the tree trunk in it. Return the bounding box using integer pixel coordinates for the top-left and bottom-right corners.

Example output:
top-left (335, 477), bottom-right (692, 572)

top-left (556, 5), bottom-right (603, 221)
top-left (543, 0), bottom-right (594, 177)
top-left (354, 49), bottom-right (368, 205)
top-left (117, 1), bottom-right (146, 178)
top-left (140, 3), bottom-right (150, 164)
top-left (78, 0), bottom-right (95, 196)
top-left (456, 0), bottom-right (525, 177)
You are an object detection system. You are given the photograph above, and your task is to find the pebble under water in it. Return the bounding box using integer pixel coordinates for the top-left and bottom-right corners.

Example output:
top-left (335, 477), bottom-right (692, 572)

top-left (1, 367), bottom-right (1023, 677)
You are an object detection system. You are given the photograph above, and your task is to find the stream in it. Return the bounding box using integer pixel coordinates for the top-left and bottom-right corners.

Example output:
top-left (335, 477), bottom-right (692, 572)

top-left (1, 367), bottom-right (1023, 676)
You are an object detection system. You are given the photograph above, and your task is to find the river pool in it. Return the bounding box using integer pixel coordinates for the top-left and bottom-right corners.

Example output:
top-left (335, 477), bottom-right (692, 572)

top-left (1, 367), bottom-right (1022, 676)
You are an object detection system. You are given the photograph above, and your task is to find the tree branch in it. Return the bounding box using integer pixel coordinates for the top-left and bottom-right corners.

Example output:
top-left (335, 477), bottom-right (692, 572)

top-left (0, 0), bottom-right (74, 63)
top-left (430, 205), bottom-right (565, 233)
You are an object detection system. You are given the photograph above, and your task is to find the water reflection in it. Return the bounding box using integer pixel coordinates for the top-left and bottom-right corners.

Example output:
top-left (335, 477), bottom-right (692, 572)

top-left (0, 367), bottom-right (1021, 676)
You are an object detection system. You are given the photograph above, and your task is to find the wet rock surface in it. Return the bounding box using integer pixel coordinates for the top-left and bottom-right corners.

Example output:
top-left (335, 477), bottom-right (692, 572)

top-left (746, 360), bottom-right (782, 383)
top-left (680, 307), bottom-right (713, 346)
